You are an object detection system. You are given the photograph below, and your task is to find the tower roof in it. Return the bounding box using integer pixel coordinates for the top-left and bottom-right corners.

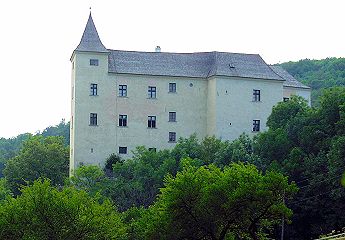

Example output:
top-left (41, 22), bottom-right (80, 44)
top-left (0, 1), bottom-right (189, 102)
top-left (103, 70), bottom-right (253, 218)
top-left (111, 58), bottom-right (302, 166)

top-left (75, 13), bottom-right (108, 53)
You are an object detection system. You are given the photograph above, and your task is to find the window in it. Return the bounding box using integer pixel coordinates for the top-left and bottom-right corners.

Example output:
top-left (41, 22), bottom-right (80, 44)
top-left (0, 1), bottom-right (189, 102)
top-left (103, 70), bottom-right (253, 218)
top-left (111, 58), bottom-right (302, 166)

top-left (169, 132), bottom-right (176, 142)
top-left (169, 83), bottom-right (176, 93)
top-left (119, 115), bottom-right (127, 127)
top-left (253, 89), bottom-right (261, 102)
top-left (283, 97), bottom-right (289, 102)
top-left (148, 86), bottom-right (156, 99)
top-left (252, 120), bottom-right (260, 132)
top-left (90, 113), bottom-right (98, 126)
top-left (119, 85), bottom-right (127, 97)
top-left (90, 59), bottom-right (99, 66)
top-left (90, 83), bottom-right (98, 96)
top-left (149, 148), bottom-right (156, 152)
top-left (119, 147), bottom-right (127, 154)
top-left (148, 116), bottom-right (156, 128)
top-left (169, 112), bottom-right (176, 122)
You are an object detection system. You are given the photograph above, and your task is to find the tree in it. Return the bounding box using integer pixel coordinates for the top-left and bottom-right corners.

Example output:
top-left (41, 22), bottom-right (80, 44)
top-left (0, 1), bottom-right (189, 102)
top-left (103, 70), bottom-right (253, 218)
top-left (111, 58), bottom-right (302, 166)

top-left (0, 179), bottom-right (127, 240)
top-left (3, 135), bottom-right (69, 195)
top-left (41, 119), bottom-right (70, 145)
top-left (0, 178), bottom-right (11, 201)
top-left (266, 95), bottom-right (309, 130)
top-left (68, 165), bottom-right (107, 197)
top-left (143, 162), bottom-right (297, 240)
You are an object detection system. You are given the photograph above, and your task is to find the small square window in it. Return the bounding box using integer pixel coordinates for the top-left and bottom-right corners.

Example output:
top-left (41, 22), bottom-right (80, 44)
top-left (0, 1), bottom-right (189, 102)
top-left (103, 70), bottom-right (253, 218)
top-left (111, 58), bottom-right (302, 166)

top-left (169, 83), bottom-right (176, 93)
top-left (148, 116), bottom-right (156, 128)
top-left (90, 59), bottom-right (99, 66)
top-left (253, 89), bottom-right (261, 102)
top-left (90, 113), bottom-right (98, 126)
top-left (119, 85), bottom-right (127, 97)
top-left (169, 132), bottom-right (176, 142)
top-left (148, 148), bottom-right (156, 152)
top-left (283, 97), bottom-right (289, 102)
top-left (119, 147), bottom-right (127, 154)
top-left (148, 86), bottom-right (157, 99)
top-left (119, 115), bottom-right (127, 127)
top-left (253, 120), bottom-right (260, 132)
top-left (169, 112), bottom-right (176, 122)
top-left (90, 83), bottom-right (98, 96)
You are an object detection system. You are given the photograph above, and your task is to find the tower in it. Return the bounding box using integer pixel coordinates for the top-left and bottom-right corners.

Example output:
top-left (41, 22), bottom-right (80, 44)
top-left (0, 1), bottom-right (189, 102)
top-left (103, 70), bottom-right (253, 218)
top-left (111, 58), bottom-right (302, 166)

top-left (70, 13), bottom-right (111, 174)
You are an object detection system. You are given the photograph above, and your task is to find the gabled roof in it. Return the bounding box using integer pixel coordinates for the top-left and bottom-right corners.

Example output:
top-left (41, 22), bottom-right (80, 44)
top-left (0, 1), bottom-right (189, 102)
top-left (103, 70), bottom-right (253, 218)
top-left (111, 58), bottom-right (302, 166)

top-left (270, 65), bottom-right (311, 89)
top-left (108, 50), bottom-right (285, 80)
top-left (75, 13), bottom-right (108, 53)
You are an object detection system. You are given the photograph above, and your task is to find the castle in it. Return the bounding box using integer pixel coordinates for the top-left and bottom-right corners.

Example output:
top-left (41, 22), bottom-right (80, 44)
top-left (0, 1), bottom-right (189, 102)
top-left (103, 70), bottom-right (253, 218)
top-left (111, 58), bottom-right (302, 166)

top-left (69, 13), bottom-right (311, 173)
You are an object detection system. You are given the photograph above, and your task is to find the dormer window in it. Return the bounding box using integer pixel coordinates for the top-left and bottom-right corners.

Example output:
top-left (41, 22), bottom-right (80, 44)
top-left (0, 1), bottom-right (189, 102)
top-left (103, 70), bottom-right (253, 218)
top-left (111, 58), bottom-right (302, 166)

top-left (90, 59), bottom-right (99, 66)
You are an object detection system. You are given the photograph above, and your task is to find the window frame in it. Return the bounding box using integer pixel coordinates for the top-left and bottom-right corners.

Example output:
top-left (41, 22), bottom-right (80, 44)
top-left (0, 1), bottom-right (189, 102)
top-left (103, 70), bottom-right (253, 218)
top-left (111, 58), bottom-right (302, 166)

top-left (90, 59), bottom-right (99, 66)
top-left (90, 113), bottom-right (98, 126)
top-left (169, 132), bottom-right (176, 142)
top-left (148, 116), bottom-right (157, 128)
top-left (253, 89), bottom-right (261, 102)
top-left (90, 83), bottom-right (98, 96)
top-left (119, 114), bottom-right (128, 127)
top-left (119, 147), bottom-right (127, 154)
top-left (169, 112), bottom-right (176, 122)
top-left (119, 85), bottom-right (127, 97)
top-left (169, 83), bottom-right (176, 93)
top-left (252, 119), bottom-right (260, 132)
top-left (148, 86), bottom-right (157, 99)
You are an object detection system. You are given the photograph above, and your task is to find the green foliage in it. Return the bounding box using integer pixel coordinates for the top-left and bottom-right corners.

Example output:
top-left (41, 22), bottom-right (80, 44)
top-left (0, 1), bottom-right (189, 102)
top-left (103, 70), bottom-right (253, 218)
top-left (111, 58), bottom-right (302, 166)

top-left (107, 147), bottom-right (177, 211)
top-left (98, 135), bottom-right (261, 212)
top-left (141, 163), bottom-right (297, 240)
top-left (254, 87), bottom-right (345, 239)
top-left (0, 120), bottom-right (69, 169)
top-left (280, 57), bottom-right (345, 105)
top-left (69, 165), bottom-right (107, 197)
top-left (40, 119), bottom-right (70, 145)
top-left (0, 179), bottom-right (127, 240)
top-left (3, 135), bottom-right (69, 195)
top-left (0, 178), bottom-right (11, 201)
top-left (267, 95), bottom-right (310, 130)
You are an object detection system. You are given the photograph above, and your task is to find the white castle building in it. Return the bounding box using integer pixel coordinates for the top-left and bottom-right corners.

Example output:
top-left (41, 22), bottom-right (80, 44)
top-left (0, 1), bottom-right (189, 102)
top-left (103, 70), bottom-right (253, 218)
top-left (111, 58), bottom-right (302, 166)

top-left (69, 13), bottom-right (311, 173)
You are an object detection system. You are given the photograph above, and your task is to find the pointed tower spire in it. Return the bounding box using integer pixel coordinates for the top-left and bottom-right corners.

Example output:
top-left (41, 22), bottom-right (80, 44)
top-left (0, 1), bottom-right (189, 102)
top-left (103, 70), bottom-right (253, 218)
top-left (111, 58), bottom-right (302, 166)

top-left (75, 13), bottom-right (108, 53)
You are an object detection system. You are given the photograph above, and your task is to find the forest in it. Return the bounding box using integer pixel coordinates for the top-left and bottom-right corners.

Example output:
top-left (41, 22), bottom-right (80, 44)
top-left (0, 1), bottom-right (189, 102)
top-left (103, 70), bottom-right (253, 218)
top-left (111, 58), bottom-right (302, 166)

top-left (279, 57), bottom-right (345, 105)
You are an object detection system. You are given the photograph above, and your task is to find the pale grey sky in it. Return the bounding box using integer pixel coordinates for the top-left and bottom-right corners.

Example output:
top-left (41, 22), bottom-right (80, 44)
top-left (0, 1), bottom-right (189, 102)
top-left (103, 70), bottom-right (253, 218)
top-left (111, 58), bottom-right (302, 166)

top-left (0, 0), bottom-right (344, 138)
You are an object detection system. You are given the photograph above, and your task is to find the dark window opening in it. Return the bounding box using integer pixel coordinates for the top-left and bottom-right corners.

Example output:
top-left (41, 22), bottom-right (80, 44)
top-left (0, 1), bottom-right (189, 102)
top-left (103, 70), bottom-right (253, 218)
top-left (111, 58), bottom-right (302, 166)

top-left (119, 147), bottom-right (127, 154)
top-left (90, 83), bottom-right (98, 96)
top-left (119, 85), bottom-right (127, 97)
top-left (119, 115), bottom-right (127, 127)
top-left (148, 148), bottom-right (157, 152)
top-left (148, 116), bottom-right (156, 128)
top-left (90, 59), bottom-right (99, 66)
top-left (90, 113), bottom-right (98, 126)
top-left (253, 89), bottom-right (261, 102)
top-left (169, 132), bottom-right (176, 142)
top-left (148, 86), bottom-right (156, 98)
top-left (169, 112), bottom-right (176, 122)
top-left (253, 120), bottom-right (260, 132)
top-left (169, 83), bottom-right (176, 93)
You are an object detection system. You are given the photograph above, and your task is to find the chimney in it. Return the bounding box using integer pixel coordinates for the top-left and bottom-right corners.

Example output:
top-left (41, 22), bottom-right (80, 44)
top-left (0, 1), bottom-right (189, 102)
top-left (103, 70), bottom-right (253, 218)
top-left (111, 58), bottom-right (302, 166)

top-left (155, 46), bottom-right (161, 52)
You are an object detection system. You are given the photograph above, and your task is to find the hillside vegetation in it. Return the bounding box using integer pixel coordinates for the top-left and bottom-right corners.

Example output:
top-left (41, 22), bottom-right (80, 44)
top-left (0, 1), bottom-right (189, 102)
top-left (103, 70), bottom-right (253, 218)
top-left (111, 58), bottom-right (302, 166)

top-left (279, 57), bottom-right (345, 105)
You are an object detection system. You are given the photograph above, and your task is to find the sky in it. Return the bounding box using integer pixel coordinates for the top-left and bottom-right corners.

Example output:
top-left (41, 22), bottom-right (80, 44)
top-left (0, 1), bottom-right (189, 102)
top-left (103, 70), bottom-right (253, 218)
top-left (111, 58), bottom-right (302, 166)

top-left (0, 0), bottom-right (344, 138)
